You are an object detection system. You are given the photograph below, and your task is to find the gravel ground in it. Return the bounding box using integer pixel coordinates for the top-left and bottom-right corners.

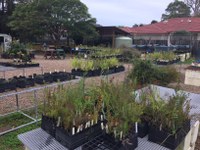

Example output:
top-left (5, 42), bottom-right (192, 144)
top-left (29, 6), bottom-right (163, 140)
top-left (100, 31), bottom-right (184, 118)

top-left (0, 55), bottom-right (200, 149)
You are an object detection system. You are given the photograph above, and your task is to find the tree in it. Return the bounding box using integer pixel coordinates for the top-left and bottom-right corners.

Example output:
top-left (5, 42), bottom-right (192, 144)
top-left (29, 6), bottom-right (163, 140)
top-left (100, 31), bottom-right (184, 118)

top-left (151, 20), bottom-right (158, 24)
top-left (162, 0), bottom-right (191, 20)
top-left (8, 0), bottom-right (98, 44)
top-left (184, 0), bottom-right (200, 16)
top-left (132, 24), bottom-right (138, 27)
top-left (0, 0), bottom-right (29, 33)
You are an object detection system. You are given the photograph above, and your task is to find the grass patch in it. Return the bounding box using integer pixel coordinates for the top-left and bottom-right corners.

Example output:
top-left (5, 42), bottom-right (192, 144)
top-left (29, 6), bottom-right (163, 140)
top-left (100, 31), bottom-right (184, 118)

top-left (0, 113), bottom-right (32, 132)
top-left (0, 122), bottom-right (41, 150)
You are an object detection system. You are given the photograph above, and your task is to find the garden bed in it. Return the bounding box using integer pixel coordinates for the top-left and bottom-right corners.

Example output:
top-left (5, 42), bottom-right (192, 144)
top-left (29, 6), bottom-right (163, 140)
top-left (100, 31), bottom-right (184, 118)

top-left (0, 71), bottom-right (76, 93)
top-left (71, 65), bottom-right (125, 77)
top-left (154, 58), bottom-right (180, 65)
top-left (0, 62), bottom-right (40, 68)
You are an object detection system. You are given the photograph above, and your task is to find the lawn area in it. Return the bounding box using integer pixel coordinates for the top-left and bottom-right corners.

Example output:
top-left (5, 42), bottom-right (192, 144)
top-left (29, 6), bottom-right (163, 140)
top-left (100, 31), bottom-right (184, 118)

top-left (0, 122), bottom-right (40, 150)
top-left (0, 112), bottom-right (33, 133)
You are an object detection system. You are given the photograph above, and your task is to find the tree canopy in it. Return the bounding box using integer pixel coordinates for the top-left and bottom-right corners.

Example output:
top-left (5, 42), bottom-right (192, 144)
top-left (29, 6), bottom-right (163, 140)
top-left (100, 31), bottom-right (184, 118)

top-left (8, 0), bottom-right (98, 44)
top-left (184, 0), bottom-right (200, 16)
top-left (162, 0), bottom-right (191, 20)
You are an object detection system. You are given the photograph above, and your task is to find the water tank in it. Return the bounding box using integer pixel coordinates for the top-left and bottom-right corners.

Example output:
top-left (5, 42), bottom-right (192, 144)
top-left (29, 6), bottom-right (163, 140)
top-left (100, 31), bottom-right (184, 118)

top-left (115, 36), bottom-right (132, 48)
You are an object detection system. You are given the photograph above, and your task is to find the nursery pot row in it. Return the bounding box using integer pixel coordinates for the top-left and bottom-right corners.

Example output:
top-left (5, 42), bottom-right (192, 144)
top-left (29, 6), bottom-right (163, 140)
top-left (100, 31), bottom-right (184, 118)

top-left (71, 65), bottom-right (125, 77)
top-left (41, 115), bottom-right (103, 150)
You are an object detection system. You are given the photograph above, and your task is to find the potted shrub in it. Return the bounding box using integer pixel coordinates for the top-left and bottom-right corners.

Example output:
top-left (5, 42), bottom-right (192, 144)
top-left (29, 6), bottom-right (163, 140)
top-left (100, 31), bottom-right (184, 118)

top-left (92, 60), bottom-right (101, 76)
top-left (42, 80), bottom-right (103, 150)
top-left (141, 87), bottom-right (191, 149)
top-left (71, 58), bottom-right (83, 76)
top-left (95, 81), bottom-right (143, 149)
top-left (80, 60), bottom-right (94, 77)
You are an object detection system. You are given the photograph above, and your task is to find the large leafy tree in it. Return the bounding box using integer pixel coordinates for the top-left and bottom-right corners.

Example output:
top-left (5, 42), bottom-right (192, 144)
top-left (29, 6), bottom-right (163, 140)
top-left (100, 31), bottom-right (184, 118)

top-left (162, 0), bottom-right (191, 20)
top-left (184, 0), bottom-right (200, 16)
top-left (8, 0), bottom-right (98, 44)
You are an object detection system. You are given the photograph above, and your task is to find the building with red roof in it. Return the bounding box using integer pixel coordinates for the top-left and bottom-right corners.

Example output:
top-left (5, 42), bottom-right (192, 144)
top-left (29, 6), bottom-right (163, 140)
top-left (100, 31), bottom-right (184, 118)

top-left (121, 17), bottom-right (200, 47)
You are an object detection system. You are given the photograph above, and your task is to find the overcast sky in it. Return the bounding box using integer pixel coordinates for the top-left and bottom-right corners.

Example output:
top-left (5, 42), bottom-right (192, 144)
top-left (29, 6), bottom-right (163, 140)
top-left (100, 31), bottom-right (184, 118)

top-left (80, 0), bottom-right (177, 27)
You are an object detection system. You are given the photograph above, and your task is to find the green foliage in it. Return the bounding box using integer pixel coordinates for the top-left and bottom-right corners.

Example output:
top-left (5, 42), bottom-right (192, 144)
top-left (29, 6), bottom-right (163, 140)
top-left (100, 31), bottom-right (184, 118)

top-left (43, 80), bottom-right (99, 130)
top-left (80, 60), bottom-right (94, 71)
top-left (121, 48), bottom-right (141, 62)
top-left (140, 87), bottom-right (190, 134)
top-left (162, 0), bottom-right (191, 20)
top-left (128, 59), bottom-right (179, 86)
top-left (72, 58), bottom-right (120, 71)
top-left (96, 81), bottom-right (143, 140)
top-left (8, 0), bottom-right (98, 43)
top-left (148, 51), bottom-right (177, 61)
top-left (108, 58), bottom-right (119, 67)
top-left (0, 123), bottom-right (40, 150)
top-left (72, 58), bottom-right (82, 69)
top-left (129, 59), bottom-right (156, 85)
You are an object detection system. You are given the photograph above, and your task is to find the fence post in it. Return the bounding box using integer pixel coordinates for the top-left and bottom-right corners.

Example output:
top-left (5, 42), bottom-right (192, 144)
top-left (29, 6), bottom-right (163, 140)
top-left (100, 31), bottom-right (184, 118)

top-left (33, 90), bottom-right (38, 124)
top-left (41, 67), bottom-right (44, 74)
top-left (23, 68), bottom-right (25, 76)
top-left (15, 90), bottom-right (19, 112)
top-left (3, 71), bottom-right (5, 79)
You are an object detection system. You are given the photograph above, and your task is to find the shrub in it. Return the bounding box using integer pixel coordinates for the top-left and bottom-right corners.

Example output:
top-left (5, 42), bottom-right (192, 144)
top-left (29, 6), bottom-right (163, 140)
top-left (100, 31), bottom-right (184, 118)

top-left (128, 59), bottom-right (179, 86)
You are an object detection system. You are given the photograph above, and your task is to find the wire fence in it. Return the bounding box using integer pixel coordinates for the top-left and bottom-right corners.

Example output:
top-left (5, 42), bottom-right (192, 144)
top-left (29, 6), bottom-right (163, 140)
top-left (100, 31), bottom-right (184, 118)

top-left (0, 77), bottom-right (80, 136)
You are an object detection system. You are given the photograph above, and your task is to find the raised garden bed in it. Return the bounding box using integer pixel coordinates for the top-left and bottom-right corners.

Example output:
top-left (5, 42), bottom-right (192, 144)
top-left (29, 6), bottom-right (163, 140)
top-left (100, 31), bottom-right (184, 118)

top-left (71, 65), bottom-right (125, 77)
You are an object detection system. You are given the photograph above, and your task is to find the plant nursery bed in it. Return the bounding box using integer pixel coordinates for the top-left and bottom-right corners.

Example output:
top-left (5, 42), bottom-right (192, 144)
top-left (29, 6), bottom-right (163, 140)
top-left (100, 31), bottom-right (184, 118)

top-left (155, 58), bottom-right (180, 65)
top-left (0, 62), bottom-right (39, 68)
top-left (71, 65), bottom-right (125, 77)
top-left (41, 115), bottom-right (103, 150)
top-left (148, 120), bottom-right (190, 149)
top-left (55, 122), bottom-right (103, 150)
top-left (82, 132), bottom-right (138, 150)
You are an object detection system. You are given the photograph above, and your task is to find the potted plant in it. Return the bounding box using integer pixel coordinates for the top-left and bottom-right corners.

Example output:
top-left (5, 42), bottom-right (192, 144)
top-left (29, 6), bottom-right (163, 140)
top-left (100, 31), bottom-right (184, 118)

top-left (141, 87), bottom-right (191, 149)
top-left (92, 60), bottom-right (101, 76)
top-left (71, 58), bottom-right (82, 76)
top-left (80, 60), bottom-right (94, 77)
top-left (94, 81), bottom-right (143, 149)
top-left (42, 80), bottom-right (103, 150)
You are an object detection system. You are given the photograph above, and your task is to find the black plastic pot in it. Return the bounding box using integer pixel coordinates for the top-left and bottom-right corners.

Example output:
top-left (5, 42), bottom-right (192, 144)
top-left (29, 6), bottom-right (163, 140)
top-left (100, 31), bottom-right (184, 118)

top-left (34, 75), bottom-right (45, 84)
top-left (44, 73), bottom-right (54, 83)
top-left (7, 78), bottom-right (17, 91)
top-left (55, 122), bottom-right (102, 150)
top-left (15, 76), bottom-right (27, 88)
top-left (26, 76), bottom-right (35, 87)
top-left (41, 115), bottom-right (56, 137)
top-left (0, 79), bottom-right (7, 93)
top-left (138, 121), bottom-right (149, 138)
top-left (71, 69), bottom-right (84, 76)
top-left (92, 69), bottom-right (101, 76)
top-left (148, 120), bottom-right (190, 149)
top-left (115, 66), bottom-right (125, 73)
